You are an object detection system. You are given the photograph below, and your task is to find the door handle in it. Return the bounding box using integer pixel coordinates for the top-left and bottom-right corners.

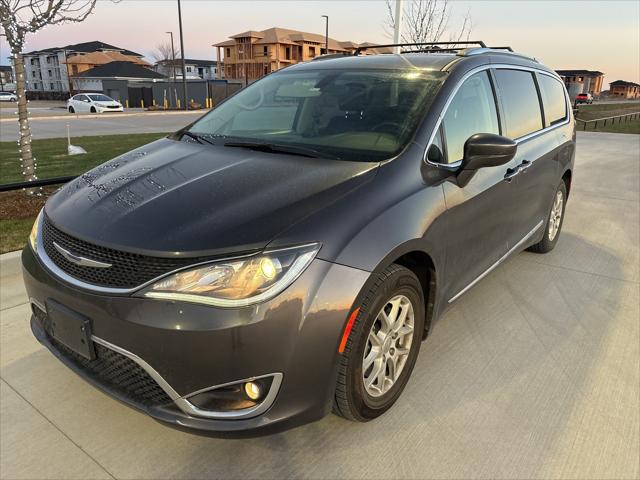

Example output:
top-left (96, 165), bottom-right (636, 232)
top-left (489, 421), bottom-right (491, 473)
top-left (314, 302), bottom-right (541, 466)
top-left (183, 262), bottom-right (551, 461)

top-left (504, 167), bottom-right (519, 182)
top-left (519, 160), bottom-right (532, 173)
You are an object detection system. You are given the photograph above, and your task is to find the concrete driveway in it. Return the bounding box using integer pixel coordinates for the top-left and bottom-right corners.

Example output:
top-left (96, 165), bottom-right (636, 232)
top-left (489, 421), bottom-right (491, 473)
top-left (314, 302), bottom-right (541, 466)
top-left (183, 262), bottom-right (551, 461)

top-left (1, 132), bottom-right (638, 480)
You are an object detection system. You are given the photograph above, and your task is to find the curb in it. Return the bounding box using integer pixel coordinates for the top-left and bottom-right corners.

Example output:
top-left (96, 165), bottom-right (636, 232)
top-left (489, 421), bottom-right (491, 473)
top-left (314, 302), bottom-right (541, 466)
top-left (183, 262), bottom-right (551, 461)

top-left (0, 109), bottom-right (205, 123)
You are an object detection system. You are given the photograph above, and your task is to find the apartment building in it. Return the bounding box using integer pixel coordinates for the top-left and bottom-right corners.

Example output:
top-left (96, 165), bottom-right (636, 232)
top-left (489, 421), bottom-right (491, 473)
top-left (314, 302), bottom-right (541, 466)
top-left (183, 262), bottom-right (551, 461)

top-left (17, 41), bottom-right (147, 98)
top-left (0, 65), bottom-right (14, 91)
top-left (556, 69), bottom-right (605, 98)
top-left (214, 27), bottom-right (387, 82)
top-left (609, 80), bottom-right (640, 99)
top-left (154, 59), bottom-right (223, 80)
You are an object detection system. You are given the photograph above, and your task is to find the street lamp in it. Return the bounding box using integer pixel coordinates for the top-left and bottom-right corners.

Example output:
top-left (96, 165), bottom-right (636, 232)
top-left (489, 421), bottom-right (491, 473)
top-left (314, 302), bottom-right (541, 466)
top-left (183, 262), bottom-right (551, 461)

top-left (321, 15), bottom-right (329, 54)
top-left (166, 31), bottom-right (176, 108)
top-left (176, 0), bottom-right (188, 110)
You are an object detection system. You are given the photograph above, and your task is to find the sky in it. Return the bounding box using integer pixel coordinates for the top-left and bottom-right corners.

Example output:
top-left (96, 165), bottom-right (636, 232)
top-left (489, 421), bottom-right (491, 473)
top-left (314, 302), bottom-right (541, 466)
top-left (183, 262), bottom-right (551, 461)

top-left (1, 0), bottom-right (638, 86)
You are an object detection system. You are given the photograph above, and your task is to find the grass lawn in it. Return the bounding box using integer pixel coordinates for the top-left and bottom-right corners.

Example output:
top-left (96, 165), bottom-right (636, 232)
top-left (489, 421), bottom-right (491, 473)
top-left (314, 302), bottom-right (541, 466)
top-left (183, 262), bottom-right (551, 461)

top-left (575, 102), bottom-right (640, 134)
top-left (0, 218), bottom-right (33, 254)
top-left (0, 132), bottom-right (169, 184)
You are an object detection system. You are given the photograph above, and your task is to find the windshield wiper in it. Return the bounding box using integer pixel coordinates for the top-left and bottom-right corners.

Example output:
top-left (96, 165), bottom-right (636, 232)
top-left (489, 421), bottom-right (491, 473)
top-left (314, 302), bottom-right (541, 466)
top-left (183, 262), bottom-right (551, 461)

top-left (180, 131), bottom-right (215, 145)
top-left (223, 141), bottom-right (339, 160)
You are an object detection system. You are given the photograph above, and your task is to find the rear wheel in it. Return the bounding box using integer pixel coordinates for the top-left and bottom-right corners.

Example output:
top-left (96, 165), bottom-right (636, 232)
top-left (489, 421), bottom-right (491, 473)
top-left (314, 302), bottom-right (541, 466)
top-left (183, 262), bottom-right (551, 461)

top-left (333, 264), bottom-right (425, 422)
top-left (528, 181), bottom-right (567, 253)
top-left (68, 106), bottom-right (75, 113)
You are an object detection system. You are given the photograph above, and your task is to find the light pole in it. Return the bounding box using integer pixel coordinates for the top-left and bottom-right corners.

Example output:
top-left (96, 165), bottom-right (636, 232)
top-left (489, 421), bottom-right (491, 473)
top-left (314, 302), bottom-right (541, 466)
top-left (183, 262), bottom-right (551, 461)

top-left (166, 31), bottom-right (176, 108)
top-left (321, 15), bottom-right (329, 54)
top-left (393, 0), bottom-right (403, 54)
top-left (177, 0), bottom-right (188, 109)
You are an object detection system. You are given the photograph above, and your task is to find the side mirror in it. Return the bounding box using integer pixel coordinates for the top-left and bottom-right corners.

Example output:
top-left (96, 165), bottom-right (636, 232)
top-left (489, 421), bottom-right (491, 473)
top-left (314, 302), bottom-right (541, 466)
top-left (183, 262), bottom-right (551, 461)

top-left (457, 133), bottom-right (517, 187)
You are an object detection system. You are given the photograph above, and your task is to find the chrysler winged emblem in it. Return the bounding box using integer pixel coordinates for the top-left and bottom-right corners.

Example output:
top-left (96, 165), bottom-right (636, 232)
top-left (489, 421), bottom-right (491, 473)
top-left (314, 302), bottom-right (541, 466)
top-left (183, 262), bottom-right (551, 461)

top-left (52, 242), bottom-right (112, 269)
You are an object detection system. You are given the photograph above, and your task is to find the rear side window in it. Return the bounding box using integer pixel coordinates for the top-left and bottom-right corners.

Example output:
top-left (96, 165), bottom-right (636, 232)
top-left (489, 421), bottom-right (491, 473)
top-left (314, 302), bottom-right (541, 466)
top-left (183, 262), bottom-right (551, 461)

top-left (494, 69), bottom-right (543, 139)
top-left (441, 71), bottom-right (499, 163)
top-left (537, 74), bottom-right (567, 126)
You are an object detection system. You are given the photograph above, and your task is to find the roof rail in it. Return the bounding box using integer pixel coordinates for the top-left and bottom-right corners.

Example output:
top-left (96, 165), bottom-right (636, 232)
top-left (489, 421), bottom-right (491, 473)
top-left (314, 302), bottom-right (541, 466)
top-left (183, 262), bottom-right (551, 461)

top-left (460, 47), bottom-right (538, 62)
top-left (310, 52), bottom-right (351, 62)
top-left (353, 40), bottom-right (487, 55)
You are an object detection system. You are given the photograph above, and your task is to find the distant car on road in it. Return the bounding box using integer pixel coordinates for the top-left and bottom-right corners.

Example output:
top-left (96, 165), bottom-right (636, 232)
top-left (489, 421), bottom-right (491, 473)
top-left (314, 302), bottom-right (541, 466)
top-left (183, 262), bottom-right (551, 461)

top-left (575, 92), bottom-right (593, 104)
top-left (67, 93), bottom-right (123, 113)
top-left (0, 91), bottom-right (17, 102)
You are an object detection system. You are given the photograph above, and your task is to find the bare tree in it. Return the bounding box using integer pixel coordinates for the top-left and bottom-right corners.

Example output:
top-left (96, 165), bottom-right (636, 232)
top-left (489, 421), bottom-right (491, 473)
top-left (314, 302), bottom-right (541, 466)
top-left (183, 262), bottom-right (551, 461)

top-left (0, 0), bottom-right (98, 190)
top-left (151, 41), bottom-right (178, 64)
top-left (385, 0), bottom-right (472, 50)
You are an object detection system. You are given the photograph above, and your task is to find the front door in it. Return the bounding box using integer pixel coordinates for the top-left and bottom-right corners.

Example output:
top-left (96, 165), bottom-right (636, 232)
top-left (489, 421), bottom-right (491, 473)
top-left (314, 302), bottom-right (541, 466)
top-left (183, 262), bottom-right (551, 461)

top-left (435, 70), bottom-right (522, 301)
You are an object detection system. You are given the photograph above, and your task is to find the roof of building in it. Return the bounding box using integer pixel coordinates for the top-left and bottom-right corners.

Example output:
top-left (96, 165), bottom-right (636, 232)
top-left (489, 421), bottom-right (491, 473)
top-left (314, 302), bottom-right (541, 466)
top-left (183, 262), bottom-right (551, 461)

top-left (76, 61), bottom-right (165, 79)
top-left (214, 27), bottom-right (373, 52)
top-left (556, 69), bottom-right (604, 77)
top-left (156, 58), bottom-right (220, 67)
top-left (610, 80), bottom-right (640, 87)
top-left (64, 50), bottom-right (149, 66)
top-left (24, 41), bottom-right (142, 57)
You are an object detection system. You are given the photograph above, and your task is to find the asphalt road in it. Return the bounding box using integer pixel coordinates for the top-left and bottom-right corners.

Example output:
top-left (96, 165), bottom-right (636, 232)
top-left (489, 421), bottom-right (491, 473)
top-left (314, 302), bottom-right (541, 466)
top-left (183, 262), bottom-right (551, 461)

top-left (0, 111), bottom-right (203, 140)
top-left (1, 132), bottom-right (638, 479)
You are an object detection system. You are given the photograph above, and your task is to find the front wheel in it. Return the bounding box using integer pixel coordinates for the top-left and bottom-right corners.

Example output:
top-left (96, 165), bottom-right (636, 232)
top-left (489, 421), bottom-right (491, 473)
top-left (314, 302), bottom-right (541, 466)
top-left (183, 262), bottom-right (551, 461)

top-left (333, 264), bottom-right (425, 422)
top-left (68, 106), bottom-right (75, 113)
top-left (528, 181), bottom-right (567, 253)
top-left (90, 106), bottom-right (96, 113)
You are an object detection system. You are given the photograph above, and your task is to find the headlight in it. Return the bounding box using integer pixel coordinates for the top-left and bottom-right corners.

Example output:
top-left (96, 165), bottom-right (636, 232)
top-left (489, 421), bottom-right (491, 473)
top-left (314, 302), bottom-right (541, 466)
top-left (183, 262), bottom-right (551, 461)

top-left (29, 209), bottom-right (43, 252)
top-left (139, 243), bottom-right (320, 307)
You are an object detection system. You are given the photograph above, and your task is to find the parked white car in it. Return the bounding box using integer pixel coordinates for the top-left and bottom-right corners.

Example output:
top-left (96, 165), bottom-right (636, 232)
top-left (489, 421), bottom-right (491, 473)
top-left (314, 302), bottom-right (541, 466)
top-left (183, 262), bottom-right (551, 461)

top-left (67, 93), bottom-right (123, 113)
top-left (0, 91), bottom-right (17, 102)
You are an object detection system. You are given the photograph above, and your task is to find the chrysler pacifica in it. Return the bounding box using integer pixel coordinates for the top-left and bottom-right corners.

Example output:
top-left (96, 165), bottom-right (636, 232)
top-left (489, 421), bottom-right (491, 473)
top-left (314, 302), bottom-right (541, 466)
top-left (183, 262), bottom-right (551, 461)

top-left (23, 43), bottom-right (575, 436)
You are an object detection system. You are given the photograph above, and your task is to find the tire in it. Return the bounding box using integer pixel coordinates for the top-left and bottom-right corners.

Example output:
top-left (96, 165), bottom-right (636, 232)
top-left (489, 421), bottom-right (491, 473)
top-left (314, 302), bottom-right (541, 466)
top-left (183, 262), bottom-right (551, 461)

top-left (528, 181), bottom-right (567, 254)
top-left (333, 264), bottom-right (425, 422)
top-left (68, 106), bottom-right (74, 113)
top-left (90, 106), bottom-right (96, 113)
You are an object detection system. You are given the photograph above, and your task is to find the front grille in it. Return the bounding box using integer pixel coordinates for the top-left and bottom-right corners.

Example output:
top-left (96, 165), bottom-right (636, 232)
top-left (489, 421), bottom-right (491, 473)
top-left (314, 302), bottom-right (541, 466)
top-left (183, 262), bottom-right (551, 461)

top-left (33, 306), bottom-right (172, 407)
top-left (42, 215), bottom-right (207, 289)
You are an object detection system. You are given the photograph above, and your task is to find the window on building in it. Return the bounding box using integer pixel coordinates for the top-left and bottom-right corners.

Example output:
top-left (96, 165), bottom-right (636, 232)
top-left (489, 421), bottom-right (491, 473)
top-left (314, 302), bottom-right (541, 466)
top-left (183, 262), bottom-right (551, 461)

top-left (309, 46), bottom-right (316, 58)
top-left (226, 48), bottom-right (231, 57)
top-left (494, 69), bottom-right (543, 139)
top-left (186, 66), bottom-right (192, 73)
top-left (263, 46), bottom-right (268, 56)
top-left (285, 47), bottom-right (291, 60)
top-left (441, 71), bottom-right (500, 163)
top-left (72, 65), bottom-right (78, 74)
top-left (50, 83), bottom-right (55, 90)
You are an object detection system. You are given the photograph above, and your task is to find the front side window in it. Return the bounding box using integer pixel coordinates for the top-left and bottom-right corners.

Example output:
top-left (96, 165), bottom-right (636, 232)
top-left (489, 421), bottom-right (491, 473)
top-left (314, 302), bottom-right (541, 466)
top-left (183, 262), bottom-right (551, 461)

top-left (537, 74), bottom-right (568, 126)
top-left (188, 68), bottom-right (445, 161)
top-left (441, 71), bottom-right (499, 164)
top-left (87, 94), bottom-right (112, 101)
top-left (494, 69), bottom-right (543, 139)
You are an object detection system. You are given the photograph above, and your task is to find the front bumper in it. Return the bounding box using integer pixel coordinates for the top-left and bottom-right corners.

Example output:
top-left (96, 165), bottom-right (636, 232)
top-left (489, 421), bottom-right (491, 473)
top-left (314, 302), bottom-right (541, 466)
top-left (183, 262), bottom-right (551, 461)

top-left (96, 106), bottom-right (124, 113)
top-left (22, 246), bottom-right (370, 436)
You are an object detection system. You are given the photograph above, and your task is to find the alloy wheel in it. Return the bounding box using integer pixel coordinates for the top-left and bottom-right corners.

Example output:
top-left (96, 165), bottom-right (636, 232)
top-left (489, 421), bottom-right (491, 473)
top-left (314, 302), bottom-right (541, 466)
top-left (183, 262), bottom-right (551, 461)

top-left (548, 190), bottom-right (564, 241)
top-left (362, 294), bottom-right (415, 397)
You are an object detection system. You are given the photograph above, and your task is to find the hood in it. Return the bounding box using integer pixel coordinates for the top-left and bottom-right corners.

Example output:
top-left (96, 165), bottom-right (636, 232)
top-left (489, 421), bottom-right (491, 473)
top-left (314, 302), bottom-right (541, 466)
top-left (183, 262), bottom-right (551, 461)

top-left (45, 138), bottom-right (378, 257)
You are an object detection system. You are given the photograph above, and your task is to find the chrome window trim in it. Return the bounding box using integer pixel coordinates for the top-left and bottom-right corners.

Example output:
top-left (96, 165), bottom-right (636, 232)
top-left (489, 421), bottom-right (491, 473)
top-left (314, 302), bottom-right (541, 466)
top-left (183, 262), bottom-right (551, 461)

top-left (424, 63), bottom-right (571, 168)
top-left (448, 219), bottom-right (544, 303)
top-left (91, 335), bottom-right (284, 420)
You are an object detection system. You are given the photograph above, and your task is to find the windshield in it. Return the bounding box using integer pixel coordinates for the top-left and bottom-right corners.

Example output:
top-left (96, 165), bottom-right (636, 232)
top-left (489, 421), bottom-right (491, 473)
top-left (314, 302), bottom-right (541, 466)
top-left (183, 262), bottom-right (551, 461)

top-left (188, 68), bottom-right (445, 161)
top-left (88, 94), bottom-right (113, 101)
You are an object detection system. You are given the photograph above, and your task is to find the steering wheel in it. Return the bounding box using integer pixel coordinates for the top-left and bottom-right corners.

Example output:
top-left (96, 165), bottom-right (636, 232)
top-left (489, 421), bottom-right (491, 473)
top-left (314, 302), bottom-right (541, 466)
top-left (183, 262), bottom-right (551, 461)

top-left (372, 122), bottom-right (404, 135)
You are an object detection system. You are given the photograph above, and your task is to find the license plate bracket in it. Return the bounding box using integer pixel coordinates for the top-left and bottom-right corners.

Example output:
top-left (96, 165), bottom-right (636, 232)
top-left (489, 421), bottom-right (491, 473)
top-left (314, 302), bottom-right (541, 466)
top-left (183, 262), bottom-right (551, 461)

top-left (46, 300), bottom-right (96, 360)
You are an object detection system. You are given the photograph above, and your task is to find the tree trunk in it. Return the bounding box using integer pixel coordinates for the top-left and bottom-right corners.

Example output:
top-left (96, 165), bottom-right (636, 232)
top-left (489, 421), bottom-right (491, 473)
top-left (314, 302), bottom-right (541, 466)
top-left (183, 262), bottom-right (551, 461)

top-left (14, 52), bottom-right (37, 192)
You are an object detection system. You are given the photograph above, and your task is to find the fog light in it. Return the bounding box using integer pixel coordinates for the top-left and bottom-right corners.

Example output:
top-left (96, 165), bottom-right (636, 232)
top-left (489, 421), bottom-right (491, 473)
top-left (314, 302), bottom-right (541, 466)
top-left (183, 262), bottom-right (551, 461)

top-left (244, 381), bottom-right (262, 401)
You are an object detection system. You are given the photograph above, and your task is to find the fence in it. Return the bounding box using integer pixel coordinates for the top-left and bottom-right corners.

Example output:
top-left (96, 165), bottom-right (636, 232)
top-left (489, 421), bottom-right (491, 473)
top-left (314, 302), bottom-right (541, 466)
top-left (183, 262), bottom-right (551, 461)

top-left (576, 111), bottom-right (640, 130)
